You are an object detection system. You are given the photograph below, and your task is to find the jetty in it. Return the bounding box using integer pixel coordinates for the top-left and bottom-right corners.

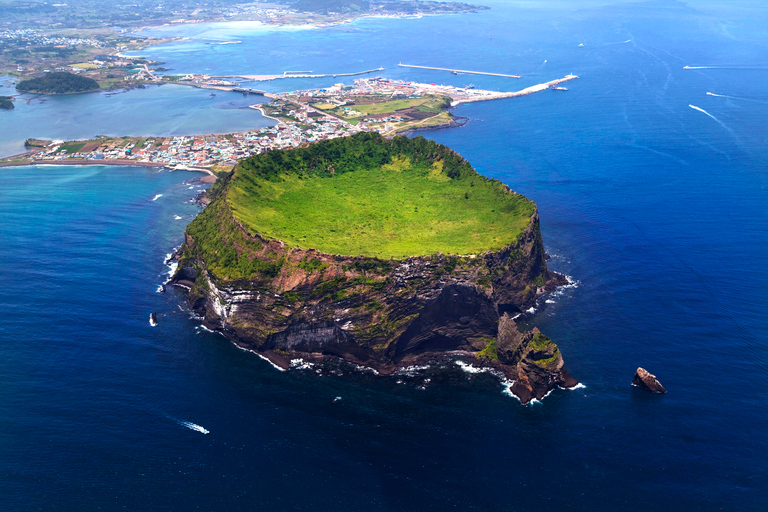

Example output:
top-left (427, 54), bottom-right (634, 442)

top-left (223, 67), bottom-right (385, 82)
top-left (233, 87), bottom-right (266, 95)
top-left (450, 75), bottom-right (579, 106)
top-left (398, 63), bottom-right (521, 78)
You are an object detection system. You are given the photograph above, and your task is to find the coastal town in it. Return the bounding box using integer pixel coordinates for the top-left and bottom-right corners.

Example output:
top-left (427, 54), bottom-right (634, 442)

top-left (1, 73), bottom-right (577, 173)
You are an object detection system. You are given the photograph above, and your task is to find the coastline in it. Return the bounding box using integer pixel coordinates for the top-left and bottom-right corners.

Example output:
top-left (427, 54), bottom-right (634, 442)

top-left (0, 157), bottom-right (217, 179)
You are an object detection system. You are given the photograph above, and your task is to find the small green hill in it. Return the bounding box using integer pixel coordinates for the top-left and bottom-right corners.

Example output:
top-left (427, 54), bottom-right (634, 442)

top-left (16, 72), bottom-right (99, 94)
top-left (0, 96), bottom-right (13, 109)
top-left (223, 133), bottom-right (535, 259)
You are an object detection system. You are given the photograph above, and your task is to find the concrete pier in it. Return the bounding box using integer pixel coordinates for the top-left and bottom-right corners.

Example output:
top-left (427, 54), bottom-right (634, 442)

top-left (450, 75), bottom-right (579, 106)
top-left (225, 67), bottom-right (385, 82)
top-left (398, 63), bottom-right (521, 78)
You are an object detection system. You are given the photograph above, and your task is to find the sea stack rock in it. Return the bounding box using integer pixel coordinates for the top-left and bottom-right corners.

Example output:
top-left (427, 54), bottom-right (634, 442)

top-left (632, 367), bottom-right (666, 393)
top-left (150, 312), bottom-right (158, 326)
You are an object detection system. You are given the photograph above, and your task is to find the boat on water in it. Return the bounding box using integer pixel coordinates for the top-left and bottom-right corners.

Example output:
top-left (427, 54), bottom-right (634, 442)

top-left (550, 85), bottom-right (568, 91)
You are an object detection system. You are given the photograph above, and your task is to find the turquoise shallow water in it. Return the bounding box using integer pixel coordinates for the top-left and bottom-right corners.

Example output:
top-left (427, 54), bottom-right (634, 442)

top-left (1, 1), bottom-right (767, 510)
top-left (0, 82), bottom-right (272, 158)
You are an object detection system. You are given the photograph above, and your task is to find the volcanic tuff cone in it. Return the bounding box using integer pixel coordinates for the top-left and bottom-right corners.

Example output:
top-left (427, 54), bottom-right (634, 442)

top-left (172, 132), bottom-right (577, 403)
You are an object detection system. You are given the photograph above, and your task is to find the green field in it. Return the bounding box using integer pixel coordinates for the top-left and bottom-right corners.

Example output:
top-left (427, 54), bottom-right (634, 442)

top-left (310, 95), bottom-right (450, 122)
top-left (225, 134), bottom-right (534, 259)
top-left (57, 141), bottom-right (86, 154)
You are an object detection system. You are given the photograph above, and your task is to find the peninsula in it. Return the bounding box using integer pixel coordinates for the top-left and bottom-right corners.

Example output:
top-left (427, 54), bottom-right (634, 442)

top-left (170, 132), bottom-right (577, 403)
top-left (1, 74), bottom-right (578, 169)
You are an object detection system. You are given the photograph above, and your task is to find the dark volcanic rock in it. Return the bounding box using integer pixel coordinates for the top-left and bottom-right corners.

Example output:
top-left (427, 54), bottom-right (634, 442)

top-left (632, 367), bottom-right (667, 393)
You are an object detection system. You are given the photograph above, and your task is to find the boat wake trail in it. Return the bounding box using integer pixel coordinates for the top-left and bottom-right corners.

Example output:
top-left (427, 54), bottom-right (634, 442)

top-left (707, 92), bottom-right (768, 105)
top-left (689, 104), bottom-right (731, 130)
top-left (685, 65), bottom-right (768, 70)
top-left (689, 105), bottom-right (741, 145)
top-left (168, 416), bottom-right (210, 434)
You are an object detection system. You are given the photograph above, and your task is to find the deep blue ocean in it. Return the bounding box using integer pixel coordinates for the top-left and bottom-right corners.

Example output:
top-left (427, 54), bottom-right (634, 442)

top-left (1, 1), bottom-right (767, 510)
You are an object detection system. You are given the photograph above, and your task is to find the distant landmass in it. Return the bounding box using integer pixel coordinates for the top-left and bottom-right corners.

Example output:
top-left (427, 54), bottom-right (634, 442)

top-left (171, 132), bottom-right (577, 403)
top-left (290, 0), bottom-right (487, 15)
top-left (16, 71), bottom-right (100, 95)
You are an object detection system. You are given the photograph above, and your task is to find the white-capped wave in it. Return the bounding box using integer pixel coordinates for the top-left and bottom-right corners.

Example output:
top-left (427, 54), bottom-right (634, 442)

top-left (564, 383), bottom-right (587, 390)
top-left (174, 215), bottom-right (183, 220)
top-left (545, 299), bottom-right (556, 304)
top-left (152, 194), bottom-right (163, 201)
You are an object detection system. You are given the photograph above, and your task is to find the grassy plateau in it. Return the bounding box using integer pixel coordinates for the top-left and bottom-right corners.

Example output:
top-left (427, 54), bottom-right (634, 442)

top-left (224, 133), bottom-right (535, 260)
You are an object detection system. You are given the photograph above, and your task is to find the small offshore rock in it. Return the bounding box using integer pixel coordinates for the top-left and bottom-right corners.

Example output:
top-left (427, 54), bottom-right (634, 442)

top-left (150, 312), bottom-right (158, 327)
top-left (632, 367), bottom-right (666, 393)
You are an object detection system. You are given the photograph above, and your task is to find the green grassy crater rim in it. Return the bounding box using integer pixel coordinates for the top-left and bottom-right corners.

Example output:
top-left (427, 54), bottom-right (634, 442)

top-left (226, 133), bottom-right (536, 259)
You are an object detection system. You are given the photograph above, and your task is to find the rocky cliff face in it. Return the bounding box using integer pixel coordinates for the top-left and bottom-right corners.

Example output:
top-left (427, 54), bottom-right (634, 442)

top-left (171, 187), bottom-right (577, 404)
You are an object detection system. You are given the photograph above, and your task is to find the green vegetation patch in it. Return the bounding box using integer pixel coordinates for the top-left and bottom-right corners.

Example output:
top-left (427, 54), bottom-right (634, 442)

top-left (57, 141), bottom-right (86, 154)
top-left (530, 332), bottom-right (556, 352)
top-left (184, 189), bottom-right (281, 281)
top-left (227, 133), bottom-right (535, 259)
top-left (16, 71), bottom-right (99, 94)
top-left (477, 338), bottom-right (499, 361)
top-left (0, 96), bottom-right (14, 110)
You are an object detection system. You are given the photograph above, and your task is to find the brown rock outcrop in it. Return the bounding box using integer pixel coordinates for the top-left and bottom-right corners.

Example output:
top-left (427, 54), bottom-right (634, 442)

top-left (632, 367), bottom-right (667, 393)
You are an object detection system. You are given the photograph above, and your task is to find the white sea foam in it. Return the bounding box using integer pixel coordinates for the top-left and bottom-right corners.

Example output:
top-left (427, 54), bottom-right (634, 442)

top-left (248, 351), bottom-right (286, 372)
top-left (395, 364), bottom-right (431, 375)
top-left (149, 314), bottom-right (158, 327)
top-left (164, 250), bottom-right (179, 280)
top-left (526, 307), bottom-right (536, 314)
top-left (455, 360), bottom-right (491, 374)
top-left (290, 358), bottom-right (315, 370)
top-left (455, 361), bottom-right (505, 380)
top-left (528, 388), bottom-right (555, 405)
top-left (501, 379), bottom-right (522, 402)
top-left (156, 284), bottom-right (164, 293)
top-left (167, 261), bottom-right (178, 279)
top-left (545, 299), bottom-right (556, 304)
top-left (353, 364), bottom-right (380, 375)
top-left (174, 215), bottom-right (183, 220)
top-left (152, 194), bottom-right (163, 201)
top-left (564, 383), bottom-right (587, 390)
